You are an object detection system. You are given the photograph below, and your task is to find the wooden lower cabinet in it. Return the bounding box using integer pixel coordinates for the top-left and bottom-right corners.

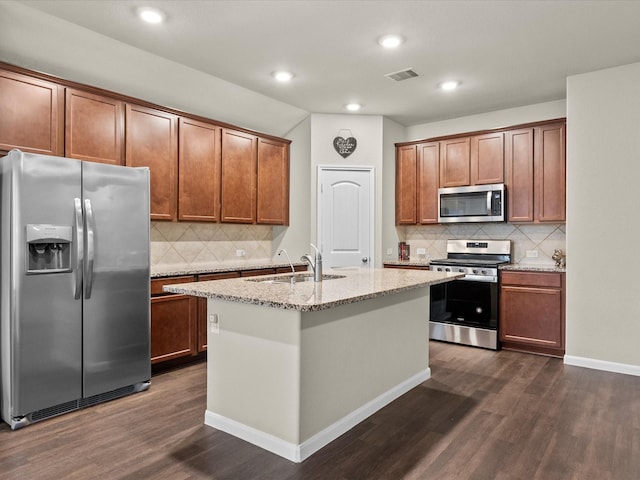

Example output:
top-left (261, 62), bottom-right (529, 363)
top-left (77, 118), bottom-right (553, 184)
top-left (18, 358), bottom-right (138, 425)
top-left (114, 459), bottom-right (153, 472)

top-left (499, 270), bottom-right (565, 357)
top-left (150, 294), bottom-right (198, 363)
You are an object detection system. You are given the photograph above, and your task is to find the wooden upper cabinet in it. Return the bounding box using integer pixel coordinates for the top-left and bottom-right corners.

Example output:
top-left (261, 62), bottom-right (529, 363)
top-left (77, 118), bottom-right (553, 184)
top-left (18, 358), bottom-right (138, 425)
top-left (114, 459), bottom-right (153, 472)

top-left (0, 69), bottom-right (63, 156)
top-left (178, 118), bottom-right (221, 222)
top-left (395, 145), bottom-right (417, 225)
top-left (65, 88), bottom-right (124, 165)
top-left (440, 137), bottom-right (470, 187)
top-left (220, 128), bottom-right (257, 223)
top-left (256, 137), bottom-right (290, 225)
top-left (470, 132), bottom-right (504, 185)
top-left (505, 128), bottom-right (535, 222)
top-left (418, 142), bottom-right (440, 224)
top-left (125, 104), bottom-right (178, 221)
top-left (534, 122), bottom-right (566, 222)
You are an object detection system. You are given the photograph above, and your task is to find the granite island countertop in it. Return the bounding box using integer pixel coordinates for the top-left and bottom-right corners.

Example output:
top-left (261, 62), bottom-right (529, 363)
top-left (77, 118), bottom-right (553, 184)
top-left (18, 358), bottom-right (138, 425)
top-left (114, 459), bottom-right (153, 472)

top-left (151, 261), bottom-right (308, 278)
top-left (163, 267), bottom-right (463, 311)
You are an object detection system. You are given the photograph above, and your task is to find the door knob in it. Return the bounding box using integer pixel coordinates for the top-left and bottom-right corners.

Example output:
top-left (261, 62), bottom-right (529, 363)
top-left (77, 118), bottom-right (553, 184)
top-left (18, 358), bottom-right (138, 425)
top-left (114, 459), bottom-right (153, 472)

top-left (362, 257), bottom-right (369, 263)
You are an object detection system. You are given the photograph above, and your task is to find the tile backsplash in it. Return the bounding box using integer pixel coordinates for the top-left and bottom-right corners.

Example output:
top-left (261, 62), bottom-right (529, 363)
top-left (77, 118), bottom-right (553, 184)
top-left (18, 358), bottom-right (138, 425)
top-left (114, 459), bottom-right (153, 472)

top-left (151, 222), bottom-right (273, 267)
top-left (398, 223), bottom-right (566, 267)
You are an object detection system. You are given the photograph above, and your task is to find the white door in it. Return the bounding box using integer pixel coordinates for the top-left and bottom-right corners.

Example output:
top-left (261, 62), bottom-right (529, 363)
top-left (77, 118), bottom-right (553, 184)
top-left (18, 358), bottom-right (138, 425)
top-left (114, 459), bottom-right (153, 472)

top-left (318, 166), bottom-right (373, 268)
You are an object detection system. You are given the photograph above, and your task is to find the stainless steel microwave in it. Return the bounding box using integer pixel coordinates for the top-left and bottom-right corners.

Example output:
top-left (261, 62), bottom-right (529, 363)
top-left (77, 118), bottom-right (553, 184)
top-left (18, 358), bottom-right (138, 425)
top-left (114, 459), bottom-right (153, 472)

top-left (438, 183), bottom-right (505, 223)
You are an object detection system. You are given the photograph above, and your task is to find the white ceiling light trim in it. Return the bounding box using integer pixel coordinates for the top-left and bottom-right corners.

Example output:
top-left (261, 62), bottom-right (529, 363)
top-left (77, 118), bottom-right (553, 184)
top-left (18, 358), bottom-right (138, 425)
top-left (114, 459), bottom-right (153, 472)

top-left (137, 7), bottom-right (166, 24)
top-left (273, 71), bottom-right (295, 82)
top-left (439, 80), bottom-right (460, 91)
top-left (378, 34), bottom-right (404, 49)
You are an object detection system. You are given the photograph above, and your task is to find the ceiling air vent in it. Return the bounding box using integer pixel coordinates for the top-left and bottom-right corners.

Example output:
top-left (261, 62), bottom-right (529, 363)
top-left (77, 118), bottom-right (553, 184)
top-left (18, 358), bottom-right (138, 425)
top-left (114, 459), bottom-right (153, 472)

top-left (385, 68), bottom-right (419, 82)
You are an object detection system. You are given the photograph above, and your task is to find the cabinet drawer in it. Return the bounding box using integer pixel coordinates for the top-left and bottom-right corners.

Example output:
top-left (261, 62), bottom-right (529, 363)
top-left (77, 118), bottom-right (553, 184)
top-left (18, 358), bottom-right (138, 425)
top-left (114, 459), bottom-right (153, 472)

top-left (240, 268), bottom-right (277, 277)
top-left (151, 276), bottom-right (196, 296)
top-left (197, 272), bottom-right (241, 282)
top-left (501, 271), bottom-right (563, 288)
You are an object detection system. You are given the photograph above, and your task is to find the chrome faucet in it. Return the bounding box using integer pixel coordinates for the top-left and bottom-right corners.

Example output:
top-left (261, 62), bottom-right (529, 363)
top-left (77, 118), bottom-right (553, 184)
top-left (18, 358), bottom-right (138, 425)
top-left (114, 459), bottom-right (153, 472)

top-left (301, 243), bottom-right (323, 282)
top-left (277, 248), bottom-right (296, 276)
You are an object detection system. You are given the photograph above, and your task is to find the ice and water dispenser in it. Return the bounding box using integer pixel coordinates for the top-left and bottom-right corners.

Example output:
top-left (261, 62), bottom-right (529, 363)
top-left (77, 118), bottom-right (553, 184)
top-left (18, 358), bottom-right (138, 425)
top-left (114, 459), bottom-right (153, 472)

top-left (26, 224), bottom-right (72, 273)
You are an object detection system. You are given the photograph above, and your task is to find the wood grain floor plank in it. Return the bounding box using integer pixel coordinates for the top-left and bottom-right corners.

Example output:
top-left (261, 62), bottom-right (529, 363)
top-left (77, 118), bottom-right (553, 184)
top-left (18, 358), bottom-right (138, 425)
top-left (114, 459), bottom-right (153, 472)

top-left (1, 341), bottom-right (640, 479)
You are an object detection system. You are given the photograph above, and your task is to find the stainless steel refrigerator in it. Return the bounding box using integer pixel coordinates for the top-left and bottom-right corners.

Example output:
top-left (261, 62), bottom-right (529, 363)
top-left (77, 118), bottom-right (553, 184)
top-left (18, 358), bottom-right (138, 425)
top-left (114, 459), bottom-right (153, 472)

top-left (1, 149), bottom-right (151, 429)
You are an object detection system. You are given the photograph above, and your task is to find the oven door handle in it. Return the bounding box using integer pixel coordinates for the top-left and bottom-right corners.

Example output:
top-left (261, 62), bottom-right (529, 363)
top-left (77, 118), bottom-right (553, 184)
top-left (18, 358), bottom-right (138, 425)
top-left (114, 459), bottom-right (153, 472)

top-left (460, 274), bottom-right (497, 283)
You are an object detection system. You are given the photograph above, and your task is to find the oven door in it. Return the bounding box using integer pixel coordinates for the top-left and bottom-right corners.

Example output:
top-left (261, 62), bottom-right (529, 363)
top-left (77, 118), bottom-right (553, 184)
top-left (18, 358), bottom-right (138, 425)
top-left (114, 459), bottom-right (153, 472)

top-left (430, 279), bottom-right (497, 329)
top-left (429, 278), bottom-right (499, 349)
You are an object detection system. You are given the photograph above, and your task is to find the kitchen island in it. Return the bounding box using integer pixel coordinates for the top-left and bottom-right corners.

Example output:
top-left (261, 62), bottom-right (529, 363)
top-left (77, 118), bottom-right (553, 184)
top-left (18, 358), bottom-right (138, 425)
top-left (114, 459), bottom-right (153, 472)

top-left (164, 268), bottom-right (461, 462)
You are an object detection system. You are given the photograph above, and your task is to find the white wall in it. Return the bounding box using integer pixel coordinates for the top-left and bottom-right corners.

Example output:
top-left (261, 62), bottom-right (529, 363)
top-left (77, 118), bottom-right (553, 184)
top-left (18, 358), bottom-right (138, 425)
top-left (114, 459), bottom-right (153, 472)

top-left (405, 100), bottom-right (566, 141)
top-left (565, 62), bottom-right (640, 372)
top-left (382, 117), bottom-right (406, 261)
top-left (272, 117), bottom-right (312, 259)
top-left (0, 1), bottom-right (307, 137)
top-left (310, 114), bottom-right (384, 266)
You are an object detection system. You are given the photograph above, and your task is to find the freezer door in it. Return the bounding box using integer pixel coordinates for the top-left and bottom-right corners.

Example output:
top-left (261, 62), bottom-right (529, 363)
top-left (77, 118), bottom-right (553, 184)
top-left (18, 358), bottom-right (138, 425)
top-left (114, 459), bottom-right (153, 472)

top-left (2, 151), bottom-right (83, 417)
top-left (82, 162), bottom-right (150, 397)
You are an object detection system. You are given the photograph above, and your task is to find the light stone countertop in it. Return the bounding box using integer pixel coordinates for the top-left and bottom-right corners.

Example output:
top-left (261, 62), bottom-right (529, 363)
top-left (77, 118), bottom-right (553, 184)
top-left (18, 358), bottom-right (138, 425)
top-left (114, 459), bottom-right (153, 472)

top-left (163, 267), bottom-right (463, 311)
top-left (383, 260), bottom-right (431, 268)
top-left (151, 261), bottom-right (308, 278)
top-left (500, 264), bottom-right (566, 273)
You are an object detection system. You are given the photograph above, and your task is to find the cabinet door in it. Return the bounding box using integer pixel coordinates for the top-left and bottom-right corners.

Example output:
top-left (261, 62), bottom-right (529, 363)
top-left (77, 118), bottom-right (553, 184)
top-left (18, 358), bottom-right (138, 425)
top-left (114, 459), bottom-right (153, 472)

top-left (65, 88), bottom-right (124, 165)
top-left (0, 69), bottom-right (63, 156)
top-left (395, 145), bottom-right (417, 225)
top-left (256, 137), bottom-right (289, 225)
top-left (535, 122), bottom-right (566, 222)
top-left (125, 104), bottom-right (178, 220)
top-left (417, 142), bottom-right (439, 224)
top-left (220, 128), bottom-right (257, 223)
top-left (505, 128), bottom-right (534, 222)
top-left (178, 118), bottom-right (221, 222)
top-left (440, 137), bottom-right (470, 187)
top-left (500, 285), bottom-right (563, 349)
top-left (150, 294), bottom-right (197, 363)
top-left (471, 132), bottom-right (504, 185)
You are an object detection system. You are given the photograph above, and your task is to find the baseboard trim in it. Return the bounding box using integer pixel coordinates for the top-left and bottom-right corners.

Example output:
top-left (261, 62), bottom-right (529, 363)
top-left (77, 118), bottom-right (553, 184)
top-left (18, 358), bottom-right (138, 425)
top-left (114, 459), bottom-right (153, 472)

top-left (564, 355), bottom-right (640, 377)
top-left (204, 367), bottom-right (431, 463)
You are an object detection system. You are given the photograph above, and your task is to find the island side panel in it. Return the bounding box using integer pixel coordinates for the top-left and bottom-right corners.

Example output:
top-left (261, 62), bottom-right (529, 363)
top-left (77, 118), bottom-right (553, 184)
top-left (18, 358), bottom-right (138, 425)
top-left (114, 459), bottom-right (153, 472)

top-left (299, 286), bottom-right (430, 442)
top-left (205, 298), bottom-right (302, 444)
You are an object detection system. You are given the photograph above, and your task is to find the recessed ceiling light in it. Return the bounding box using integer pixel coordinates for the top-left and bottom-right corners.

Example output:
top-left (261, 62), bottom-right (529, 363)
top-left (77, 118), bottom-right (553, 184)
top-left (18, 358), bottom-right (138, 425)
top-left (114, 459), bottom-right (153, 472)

top-left (378, 34), bottom-right (404, 49)
top-left (439, 80), bottom-right (460, 91)
top-left (272, 71), bottom-right (294, 82)
top-left (345, 103), bottom-right (362, 112)
top-left (137, 7), bottom-right (165, 24)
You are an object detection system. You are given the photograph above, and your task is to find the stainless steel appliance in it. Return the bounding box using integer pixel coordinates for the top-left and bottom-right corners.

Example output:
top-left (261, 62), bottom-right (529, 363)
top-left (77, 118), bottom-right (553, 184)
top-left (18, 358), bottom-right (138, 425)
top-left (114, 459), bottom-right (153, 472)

top-left (428, 239), bottom-right (511, 350)
top-left (1, 149), bottom-right (151, 429)
top-left (438, 183), bottom-right (505, 223)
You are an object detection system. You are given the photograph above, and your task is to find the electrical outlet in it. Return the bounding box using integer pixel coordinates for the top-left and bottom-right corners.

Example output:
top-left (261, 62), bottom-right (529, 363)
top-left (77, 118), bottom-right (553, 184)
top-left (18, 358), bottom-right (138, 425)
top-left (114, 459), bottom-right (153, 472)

top-left (526, 250), bottom-right (539, 258)
top-left (236, 249), bottom-right (245, 257)
top-left (416, 248), bottom-right (426, 255)
top-left (386, 248), bottom-right (393, 255)
top-left (209, 314), bottom-right (220, 334)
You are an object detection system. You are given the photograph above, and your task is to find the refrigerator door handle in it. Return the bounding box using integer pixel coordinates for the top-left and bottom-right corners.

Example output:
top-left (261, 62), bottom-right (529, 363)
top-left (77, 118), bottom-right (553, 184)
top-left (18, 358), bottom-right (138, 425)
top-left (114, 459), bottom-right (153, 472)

top-left (74, 198), bottom-right (84, 300)
top-left (84, 198), bottom-right (96, 299)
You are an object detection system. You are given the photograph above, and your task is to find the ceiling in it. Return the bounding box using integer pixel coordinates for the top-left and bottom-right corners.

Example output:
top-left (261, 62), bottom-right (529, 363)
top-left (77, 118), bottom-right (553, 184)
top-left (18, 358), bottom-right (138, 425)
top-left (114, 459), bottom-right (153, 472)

top-left (19, 0), bottom-right (640, 126)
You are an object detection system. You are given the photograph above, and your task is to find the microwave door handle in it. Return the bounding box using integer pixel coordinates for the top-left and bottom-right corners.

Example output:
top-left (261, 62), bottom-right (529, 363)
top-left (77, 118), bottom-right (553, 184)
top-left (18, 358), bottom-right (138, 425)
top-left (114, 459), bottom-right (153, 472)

top-left (487, 191), bottom-right (492, 215)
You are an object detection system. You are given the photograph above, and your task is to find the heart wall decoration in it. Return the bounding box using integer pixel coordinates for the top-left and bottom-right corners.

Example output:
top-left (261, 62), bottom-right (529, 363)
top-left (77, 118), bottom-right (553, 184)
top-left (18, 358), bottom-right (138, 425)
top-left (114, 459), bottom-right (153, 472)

top-left (333, 132), bottom-right (357, 159)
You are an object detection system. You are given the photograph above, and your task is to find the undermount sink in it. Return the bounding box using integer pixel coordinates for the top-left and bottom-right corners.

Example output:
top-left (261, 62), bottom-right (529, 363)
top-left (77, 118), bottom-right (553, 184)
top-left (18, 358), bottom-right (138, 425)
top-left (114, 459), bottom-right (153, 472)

top-left (247, 273), bottom-right (346, 284)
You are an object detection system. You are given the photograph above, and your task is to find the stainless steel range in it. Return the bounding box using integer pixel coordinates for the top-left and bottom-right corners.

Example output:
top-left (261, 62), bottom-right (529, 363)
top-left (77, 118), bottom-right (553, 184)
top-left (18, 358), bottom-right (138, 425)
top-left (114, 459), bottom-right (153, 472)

top-left (428, 239), bottom-right (511, 350)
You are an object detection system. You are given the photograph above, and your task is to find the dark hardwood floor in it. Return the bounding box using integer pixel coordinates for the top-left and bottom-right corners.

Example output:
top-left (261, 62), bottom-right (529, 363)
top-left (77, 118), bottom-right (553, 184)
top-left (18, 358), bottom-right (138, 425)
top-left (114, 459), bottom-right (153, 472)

top-left (1, 341), bottom-right (638, 479)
